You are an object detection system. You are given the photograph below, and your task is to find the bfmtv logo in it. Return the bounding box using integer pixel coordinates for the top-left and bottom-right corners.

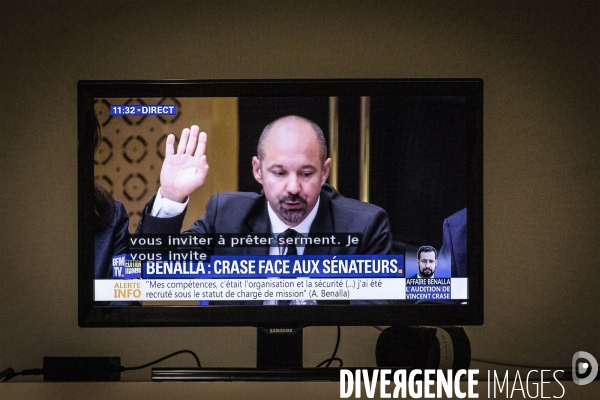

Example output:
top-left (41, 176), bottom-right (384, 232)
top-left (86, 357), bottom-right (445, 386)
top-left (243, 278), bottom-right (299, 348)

top-left (572, 351), bottom-right (598, 385)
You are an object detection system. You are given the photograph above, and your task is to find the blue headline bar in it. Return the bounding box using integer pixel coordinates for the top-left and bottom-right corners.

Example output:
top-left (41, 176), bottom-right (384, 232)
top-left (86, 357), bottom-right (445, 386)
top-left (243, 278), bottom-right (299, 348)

top-left (138, 254), bottom-right (405, 279)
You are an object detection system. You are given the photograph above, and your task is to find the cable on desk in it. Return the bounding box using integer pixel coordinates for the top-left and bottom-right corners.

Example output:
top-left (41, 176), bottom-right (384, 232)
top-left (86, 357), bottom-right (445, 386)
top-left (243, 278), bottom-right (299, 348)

top-left (121, 350), bottom-right (201, 371)
top-left (1, 350), bottom-right (201, 382)
top-left (315, 326), bottom-right (343, 368)
top-left (1, 368), bottom-right (43, 382)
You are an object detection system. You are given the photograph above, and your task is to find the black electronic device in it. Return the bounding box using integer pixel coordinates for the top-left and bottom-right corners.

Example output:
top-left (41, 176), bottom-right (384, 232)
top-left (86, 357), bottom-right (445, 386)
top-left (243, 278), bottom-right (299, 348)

top-left (43, 357), bottom-right (121, 381)
top-left (78, 79), bottom-right (483, 377)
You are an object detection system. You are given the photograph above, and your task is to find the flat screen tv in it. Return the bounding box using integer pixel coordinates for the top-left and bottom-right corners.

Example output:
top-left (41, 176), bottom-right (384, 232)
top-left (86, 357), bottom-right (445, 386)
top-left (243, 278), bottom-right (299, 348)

top-left (78, 79), bottom-right (483, 373)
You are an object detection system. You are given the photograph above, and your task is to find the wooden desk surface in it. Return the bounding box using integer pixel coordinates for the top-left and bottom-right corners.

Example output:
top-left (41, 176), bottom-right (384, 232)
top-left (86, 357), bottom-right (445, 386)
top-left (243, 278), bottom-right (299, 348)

top-left (1, 381), bottom-right (598, 400)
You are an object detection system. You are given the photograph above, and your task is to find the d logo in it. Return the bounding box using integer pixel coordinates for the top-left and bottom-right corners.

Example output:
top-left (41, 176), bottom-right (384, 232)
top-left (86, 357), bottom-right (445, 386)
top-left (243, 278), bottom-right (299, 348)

top-left (572, 351), bottom-right (598, 385)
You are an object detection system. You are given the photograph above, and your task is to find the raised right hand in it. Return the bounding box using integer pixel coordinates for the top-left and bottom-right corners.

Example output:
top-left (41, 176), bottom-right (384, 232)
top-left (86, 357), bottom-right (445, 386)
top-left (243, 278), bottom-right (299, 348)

top-left (159, 125), bottom-right (209, 203)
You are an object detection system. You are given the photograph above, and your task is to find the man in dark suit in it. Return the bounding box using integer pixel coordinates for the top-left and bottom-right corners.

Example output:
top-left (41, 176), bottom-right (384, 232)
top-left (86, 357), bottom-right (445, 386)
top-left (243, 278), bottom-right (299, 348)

top-left (95, 197), bottom-right (129, 279)
top-left (137, 115), bottom-right (392, 257)
top-left (137, 116), bottom-right (393, 305)
top-left (437, 208), bottom-right (467, 278)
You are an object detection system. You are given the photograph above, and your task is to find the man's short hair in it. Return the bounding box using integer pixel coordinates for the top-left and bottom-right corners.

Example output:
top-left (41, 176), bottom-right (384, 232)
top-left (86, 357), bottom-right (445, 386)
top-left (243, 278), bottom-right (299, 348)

top-left (256, 115), bottom-right (328, 163)
top-left (417, 245), bottom-right (437, 260)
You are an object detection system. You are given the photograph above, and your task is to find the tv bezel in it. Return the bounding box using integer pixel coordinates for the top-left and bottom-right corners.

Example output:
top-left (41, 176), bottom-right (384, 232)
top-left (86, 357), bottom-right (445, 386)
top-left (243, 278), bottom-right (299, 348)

top-left (78, 79), bottom-right (483, 328)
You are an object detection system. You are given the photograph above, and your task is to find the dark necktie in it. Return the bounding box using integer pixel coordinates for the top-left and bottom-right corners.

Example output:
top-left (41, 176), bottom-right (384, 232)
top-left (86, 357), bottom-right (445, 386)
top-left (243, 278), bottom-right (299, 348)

top-left (275, 229), bottom-right (316, 305)
top-left (279, 228), bottom-right (298, 255)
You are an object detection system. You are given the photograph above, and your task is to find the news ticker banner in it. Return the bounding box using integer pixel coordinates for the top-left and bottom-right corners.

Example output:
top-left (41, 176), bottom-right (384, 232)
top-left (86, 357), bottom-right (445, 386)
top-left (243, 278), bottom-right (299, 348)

top-left (96, 254), bottom-right (468, 301)
top-left (95, 278), bottom-right (468, 302)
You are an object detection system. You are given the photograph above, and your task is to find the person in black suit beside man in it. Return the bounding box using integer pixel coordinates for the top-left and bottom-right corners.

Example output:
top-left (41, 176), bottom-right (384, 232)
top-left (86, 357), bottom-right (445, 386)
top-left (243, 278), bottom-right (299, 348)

top-left (93, 113), bottom-right (140, 305)
top-left (93, 113), bottom-right (130, 280)
top-left (437, 208), bottom-right (467, 278)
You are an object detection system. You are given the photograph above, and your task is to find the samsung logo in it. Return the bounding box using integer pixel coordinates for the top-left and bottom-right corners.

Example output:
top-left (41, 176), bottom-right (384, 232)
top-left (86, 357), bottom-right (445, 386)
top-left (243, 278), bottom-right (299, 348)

top-left (270, 328), bottom-right (293, 333)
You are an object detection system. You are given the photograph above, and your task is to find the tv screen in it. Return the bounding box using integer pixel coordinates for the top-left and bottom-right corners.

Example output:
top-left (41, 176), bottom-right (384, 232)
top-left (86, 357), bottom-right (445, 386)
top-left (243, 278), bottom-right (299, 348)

top-left (78, 79), bottom-right (483, 329)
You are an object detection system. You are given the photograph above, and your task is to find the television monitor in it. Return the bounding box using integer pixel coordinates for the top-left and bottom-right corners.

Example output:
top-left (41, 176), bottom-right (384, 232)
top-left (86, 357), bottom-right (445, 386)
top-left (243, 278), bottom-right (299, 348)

top-left (78, 79), bottom-right (483, 373)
